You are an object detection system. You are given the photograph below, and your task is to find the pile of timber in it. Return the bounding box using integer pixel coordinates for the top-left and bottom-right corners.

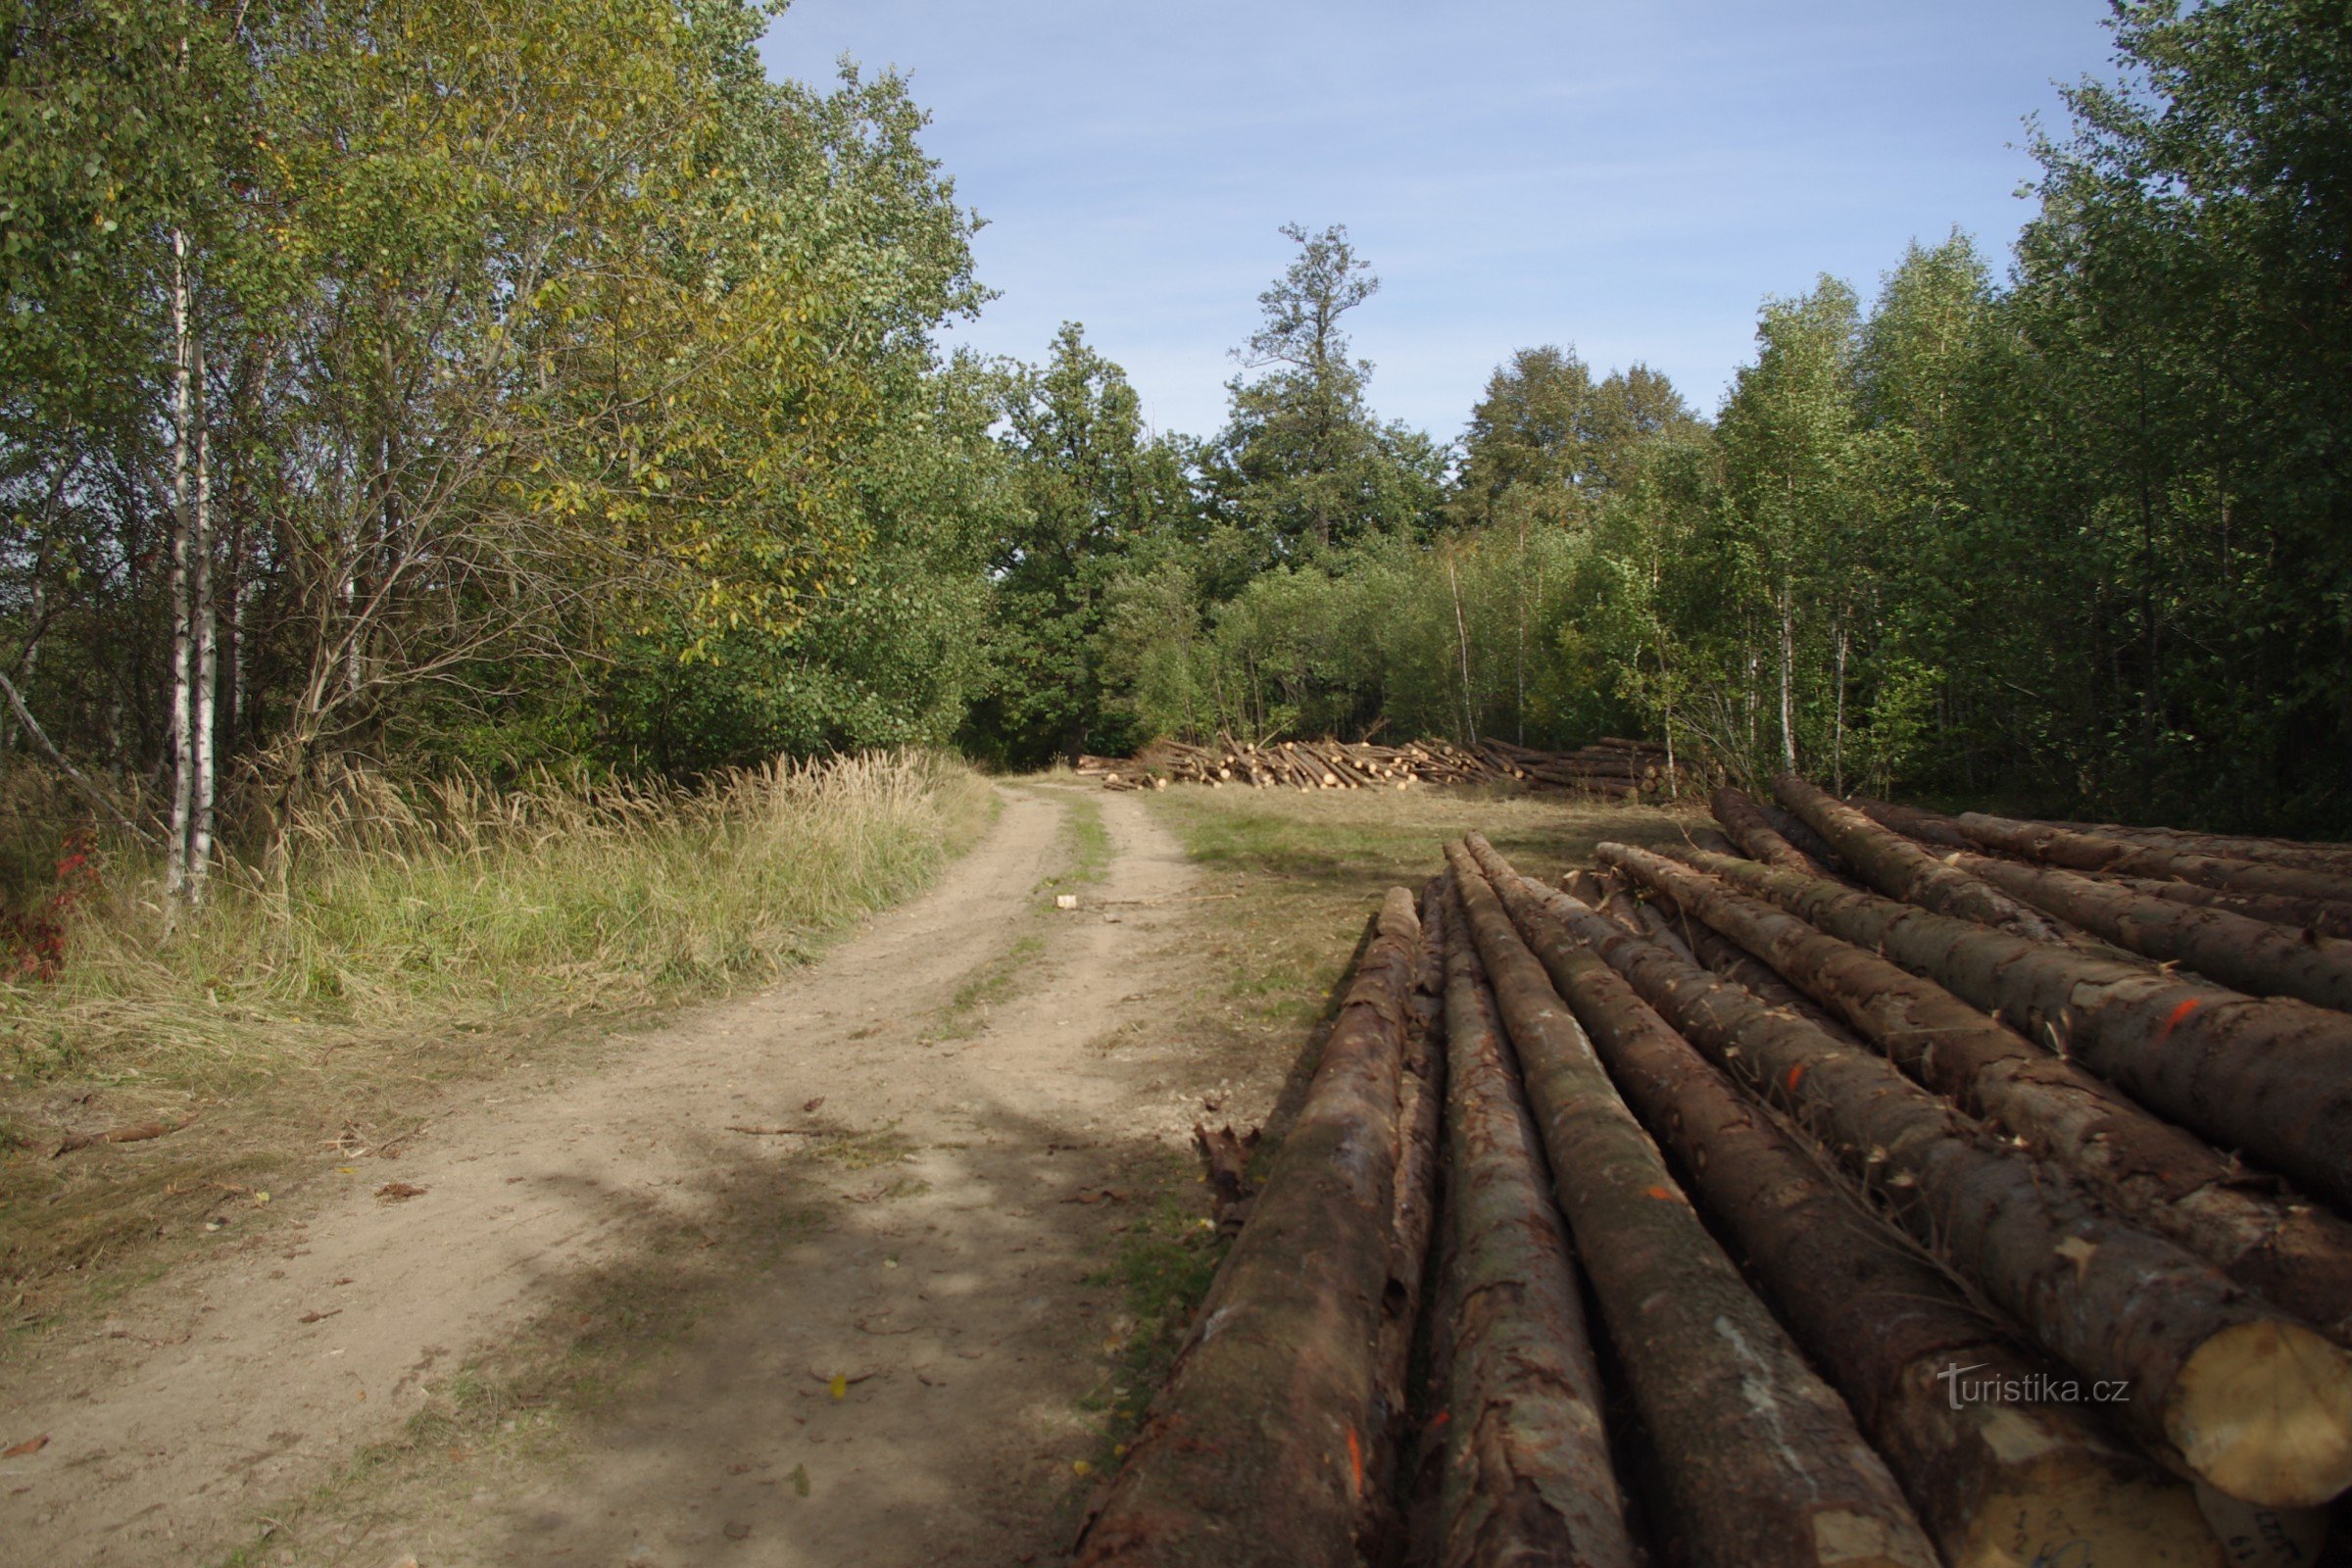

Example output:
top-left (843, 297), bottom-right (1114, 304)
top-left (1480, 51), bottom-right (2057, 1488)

top-left (1071, 775), bottom-right (2352, 1567)
top-left (1076, 734), bottom-right (1690, 798)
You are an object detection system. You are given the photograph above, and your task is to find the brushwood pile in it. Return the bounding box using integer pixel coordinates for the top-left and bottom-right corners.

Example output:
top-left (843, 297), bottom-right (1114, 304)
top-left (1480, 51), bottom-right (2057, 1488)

top-left (1070, 773), bottom-right (2352, 1568)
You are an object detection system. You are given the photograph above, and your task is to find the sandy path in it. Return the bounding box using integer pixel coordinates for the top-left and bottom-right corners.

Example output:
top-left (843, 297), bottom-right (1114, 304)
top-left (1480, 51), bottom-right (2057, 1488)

top-left (0, 783), bottom-right (1234, 1566)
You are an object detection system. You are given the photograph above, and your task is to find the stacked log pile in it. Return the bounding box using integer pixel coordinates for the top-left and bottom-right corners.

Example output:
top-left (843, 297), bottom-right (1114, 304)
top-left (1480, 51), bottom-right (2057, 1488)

top-left (1076, 734), bottom-right (1691, 798)
top-left (1074, 776), bottom-right (2352, 1567)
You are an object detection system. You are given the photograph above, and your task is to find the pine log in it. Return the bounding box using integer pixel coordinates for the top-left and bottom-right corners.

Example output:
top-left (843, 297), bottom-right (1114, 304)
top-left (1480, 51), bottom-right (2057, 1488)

top-left (1846, 795), bottom-right (1978, 852)
top-left (1959, 811), bottom-right (2352, 907)
top-left (1949, 850), bottom-right (2352, 1013)
top-left (1775, 774), bottom-right (2070, 944)
top-left (1627, 877), bottom-right (1873, 1051)
top-left (1445, 848), bottom-right (1939, 1568)
top-left (1657, 842), bottom-right (2352, 1216)
top-left (1073, 889), bottom-right (1423, 1568)
top-left (1429, 882), bottom-right (1638, 1568)
top-left (1377, 881), bottom-right (1449, 1449)
top-left (1603, 843), bottom-right (2352, 1343)
top-left (1613, 893), bottom-right (1701, 968)
top-left (2082, 865), bottom-right (2352, 941)
top-left (1713, 785), bottom-right (1834, 875)
top-left (2046, 821), bottom-right (2352, 874)
top-left (1466, 845), bottom-right (2228, 1567)
top-left (1580, 843), bottom-right (2352, 1508)
top-left (1759, 799), bottom-right (1849, 869)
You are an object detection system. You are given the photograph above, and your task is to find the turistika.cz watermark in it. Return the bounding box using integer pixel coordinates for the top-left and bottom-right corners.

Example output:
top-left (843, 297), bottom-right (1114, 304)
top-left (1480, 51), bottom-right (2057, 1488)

top-left (1936, 1363), bottom-right (2132, 1411)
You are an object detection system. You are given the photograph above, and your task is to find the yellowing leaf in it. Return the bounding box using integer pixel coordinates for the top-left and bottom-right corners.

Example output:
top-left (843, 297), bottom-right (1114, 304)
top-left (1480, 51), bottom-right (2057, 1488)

top-left (828, 1374), bottom-right (847, 1400)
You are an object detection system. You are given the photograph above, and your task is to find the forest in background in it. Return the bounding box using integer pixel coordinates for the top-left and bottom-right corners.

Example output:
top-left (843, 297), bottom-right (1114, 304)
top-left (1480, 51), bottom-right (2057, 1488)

top-left (5, 0), bottom-right (2349, 920)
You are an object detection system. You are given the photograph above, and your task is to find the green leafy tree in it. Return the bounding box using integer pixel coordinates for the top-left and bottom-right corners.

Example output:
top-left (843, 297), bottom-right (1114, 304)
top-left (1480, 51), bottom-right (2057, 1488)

top-left (1204, 223), bottom-right (1441, 558)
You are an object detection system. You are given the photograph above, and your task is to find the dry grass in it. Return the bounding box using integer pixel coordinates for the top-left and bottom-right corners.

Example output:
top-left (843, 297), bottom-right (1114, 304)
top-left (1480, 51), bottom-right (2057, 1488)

top-left (0, 751), bottom-right (995, 1323)
top-left (1144, 781), bottom-right (1705, 1051)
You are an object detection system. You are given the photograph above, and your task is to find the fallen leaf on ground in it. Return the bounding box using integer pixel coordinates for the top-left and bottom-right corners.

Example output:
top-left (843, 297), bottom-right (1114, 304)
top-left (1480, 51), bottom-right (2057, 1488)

top-left (789, 1463), bottom-right (810, 1497)
top-left (298, 1308), bottom-right (342, 1324)
top-left (375, 1182), bottom-right (428, 1201)
top-left (722, 1521), bottom-right (751, 1541)
top-left (4, 1435), bottom-right (48, 1458)
top-left (802, 1097), bottom-right (825, 1112)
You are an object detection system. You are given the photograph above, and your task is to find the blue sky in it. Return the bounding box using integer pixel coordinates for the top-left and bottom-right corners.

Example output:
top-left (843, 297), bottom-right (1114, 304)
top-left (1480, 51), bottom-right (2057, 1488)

top-left (760, 2), bottom-right (2122, 444)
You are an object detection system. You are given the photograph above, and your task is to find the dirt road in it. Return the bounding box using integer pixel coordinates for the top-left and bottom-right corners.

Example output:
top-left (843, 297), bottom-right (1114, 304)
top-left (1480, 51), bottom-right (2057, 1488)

top-left (0, 783), bottom-right (1258, 1566)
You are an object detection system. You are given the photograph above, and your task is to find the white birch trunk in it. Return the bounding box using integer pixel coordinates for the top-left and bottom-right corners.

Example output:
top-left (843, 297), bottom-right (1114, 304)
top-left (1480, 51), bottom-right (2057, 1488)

top-left (187, 336), bottom-right (217, 903)
top-left (1776, 580), bottom-right (1797, 773)
top-left (166, 228), bottom-right (196, 901)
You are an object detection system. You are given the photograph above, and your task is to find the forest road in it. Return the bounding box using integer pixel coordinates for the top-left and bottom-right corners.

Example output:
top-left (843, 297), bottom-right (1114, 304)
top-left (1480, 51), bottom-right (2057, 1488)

top-left (0, 781), bottom-right (1248, 1567)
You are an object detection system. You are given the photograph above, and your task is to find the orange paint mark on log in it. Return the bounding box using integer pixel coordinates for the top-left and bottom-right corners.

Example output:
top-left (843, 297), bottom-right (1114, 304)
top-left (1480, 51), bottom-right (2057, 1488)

top-left (1784, 1063), bottom-right (1806, 1094)
top-left (1643, 1185), bottom-right (1677, 1200)
top-left (1346, 1424), bottom-right (1364, 1497)
top-left (2154, 996), bottom-right (2202, 1048)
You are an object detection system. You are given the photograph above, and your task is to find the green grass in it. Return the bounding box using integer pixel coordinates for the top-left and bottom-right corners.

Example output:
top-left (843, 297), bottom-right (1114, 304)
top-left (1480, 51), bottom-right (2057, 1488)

top-left (0, 751), bottom-right (996, 1322)
top-left (1036, 795), bottom-right (1113, 896)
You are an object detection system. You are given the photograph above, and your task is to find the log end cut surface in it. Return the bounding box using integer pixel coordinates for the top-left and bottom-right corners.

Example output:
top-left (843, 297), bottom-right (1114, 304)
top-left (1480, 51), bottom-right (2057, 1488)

top-left (2165, 1318), bottom-right (2352, 1508)
top-left (1950, 1408), bottom-right (2224, 1568)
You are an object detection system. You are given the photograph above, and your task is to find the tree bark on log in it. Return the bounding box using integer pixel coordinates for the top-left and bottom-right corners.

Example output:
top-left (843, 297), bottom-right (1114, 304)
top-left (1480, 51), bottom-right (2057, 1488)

top-left (1074, 889), bottom-right (1423, 1568)
top-left (1655, 841), bottom-right (2352, 1217)
top-left (2082, 866), bottom-right (2352, 942)
top-left (2041, 821), bottom-right (2352, 876)
top-left (1599, 841), bottom-right (2352, 1345)
top-left (1758, 799), bottom-right (1847, 869)
top-left (1712, 785), bottom-right (1835, 876)
top-left (1949, 850), bottom-right (2352, 1014)
top-left (1578, 844), bottom-right (2352, 1507)
top-left (1774, 774), bottom-right (2071, 944)
top-left (1464, 841), bottom-right (2228, 1567)
top-left (1428, 882), bottom-right (1638, 1568)
top-left (1605, 843), bottom-right (2352, 1343)
top-left (1628, 877), bottom-right (1872, 1050)
top-left (1846, 795), bottom-right (1978, 852)
top-left (1958, 811), bottom-right (2352, 907)
top-left (1375, 880), bottom-right (1450, 1498)
top-left (1445, 847), bottom-right (1939, 1568)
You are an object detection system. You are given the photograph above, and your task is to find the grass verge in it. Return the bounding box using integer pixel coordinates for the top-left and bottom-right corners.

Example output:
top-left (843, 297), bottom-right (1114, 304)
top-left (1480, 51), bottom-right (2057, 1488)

top-left (0, 750), bottom-right (995, 1329)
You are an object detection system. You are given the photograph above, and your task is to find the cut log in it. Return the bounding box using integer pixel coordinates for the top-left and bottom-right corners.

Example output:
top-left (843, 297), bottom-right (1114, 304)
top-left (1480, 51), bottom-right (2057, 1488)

top-left (1577, 842), bottom-right (2352, 1508)
top-left (1445, 847), bottom-right (1939, 1568)
top-left (1428, 881), bottom-right (1638, 1568)
top-left (1628, 878), bottom-right (1873, 1050)
top-left (1602, 842), bottom-right (2352, 1343)
top-left (1711, 784), bottom-right (1831, 875)
top-left (1774, 774), bottom-right (2070, 944)
top-left (1949, 850), bottom-right (2352, 1014)
top-left (1073, 889), bottom-right (1423, 1568)
top-left (1759, 799), bottom-right (1848, 870)
top-left (1959, 811), bottom-right (2352, 907)
top-left (1464, 842), bottom-right (2228, 1567)
top-left (2082, 865), bottom-right (2352, 942)
top-left (1376, 879), bottom-right (1449, 1475)
top-left (1846, 795), bottom-right (1978, 852)
top-left (1655, 841), bottom-right (2352, 1216)
top-left (2044, 821), bottom-right (2352, 875)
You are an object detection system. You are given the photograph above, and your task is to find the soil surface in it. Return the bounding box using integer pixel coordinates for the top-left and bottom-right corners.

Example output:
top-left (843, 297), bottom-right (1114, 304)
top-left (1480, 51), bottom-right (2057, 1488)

top-left (0, 783), bottom-right (1268, 1566)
